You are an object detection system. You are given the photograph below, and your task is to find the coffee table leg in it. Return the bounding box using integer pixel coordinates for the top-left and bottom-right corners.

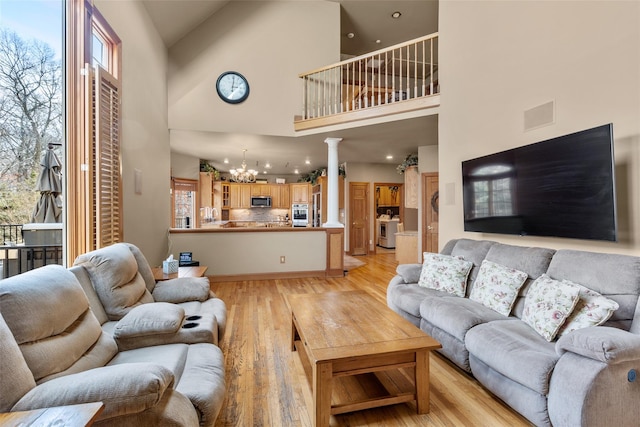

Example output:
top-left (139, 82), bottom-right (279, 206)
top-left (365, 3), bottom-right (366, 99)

top-left (415, 349), bottom-right (430, 414)
top-left (313, 361), bottom-right (332, 427)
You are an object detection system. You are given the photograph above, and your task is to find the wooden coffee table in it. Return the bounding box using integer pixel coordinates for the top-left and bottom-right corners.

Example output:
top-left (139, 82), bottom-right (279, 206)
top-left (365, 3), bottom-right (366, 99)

top-left (288, 290), bottom-right (441, 426)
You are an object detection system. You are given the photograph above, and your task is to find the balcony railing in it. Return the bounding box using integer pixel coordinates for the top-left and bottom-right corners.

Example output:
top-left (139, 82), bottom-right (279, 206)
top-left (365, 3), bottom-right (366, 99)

top-left (1, 244), bottom-right (63, 279)
top-left (0, 224), bottom-right (63, 278)
top-left (295, 33), bottom-right (439, 129)
top-left (1, 224), bottom-right (24, 245)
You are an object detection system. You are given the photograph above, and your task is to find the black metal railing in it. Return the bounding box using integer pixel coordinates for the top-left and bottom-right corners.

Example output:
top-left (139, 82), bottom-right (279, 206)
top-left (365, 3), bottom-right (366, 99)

top-left (0, 224), bottom-right (24, 245)
top-left (0, 244), bottom-right (63, 279)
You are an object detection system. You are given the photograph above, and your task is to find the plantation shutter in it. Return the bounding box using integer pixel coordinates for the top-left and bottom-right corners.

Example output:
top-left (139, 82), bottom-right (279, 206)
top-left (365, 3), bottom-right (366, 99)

top-left (92, 66), bottom-right (122, 248)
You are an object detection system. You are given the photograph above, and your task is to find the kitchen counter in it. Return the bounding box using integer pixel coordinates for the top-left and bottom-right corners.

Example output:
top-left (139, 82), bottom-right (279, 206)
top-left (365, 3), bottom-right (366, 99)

top-left (199, 220), bottom-right (293, 229)
top-left (168, 226), bottom-right (344, 280)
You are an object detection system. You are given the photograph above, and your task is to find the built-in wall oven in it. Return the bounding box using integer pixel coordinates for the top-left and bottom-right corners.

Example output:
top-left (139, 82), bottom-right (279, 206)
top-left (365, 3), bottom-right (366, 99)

top-left (292, 203), bottom-right (309, 227)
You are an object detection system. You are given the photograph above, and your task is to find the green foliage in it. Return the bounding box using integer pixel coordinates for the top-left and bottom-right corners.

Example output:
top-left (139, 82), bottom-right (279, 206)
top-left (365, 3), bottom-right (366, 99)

top-left (396, 154), bottom-right (419, 174)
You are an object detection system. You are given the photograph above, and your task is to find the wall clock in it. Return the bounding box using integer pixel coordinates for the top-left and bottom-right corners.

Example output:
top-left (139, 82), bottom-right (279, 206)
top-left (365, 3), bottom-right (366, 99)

top-left (216, 71), bottom-right (250, 104)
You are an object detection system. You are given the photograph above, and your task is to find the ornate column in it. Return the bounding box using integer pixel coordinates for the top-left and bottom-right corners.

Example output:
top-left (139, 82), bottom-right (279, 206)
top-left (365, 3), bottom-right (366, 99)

top-left (323, 137), bottom-right (343, 228)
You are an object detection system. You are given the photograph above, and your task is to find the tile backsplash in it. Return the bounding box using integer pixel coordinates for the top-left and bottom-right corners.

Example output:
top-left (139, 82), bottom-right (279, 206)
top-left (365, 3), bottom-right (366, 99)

top-left (230, 208), bottom-right (290, 222)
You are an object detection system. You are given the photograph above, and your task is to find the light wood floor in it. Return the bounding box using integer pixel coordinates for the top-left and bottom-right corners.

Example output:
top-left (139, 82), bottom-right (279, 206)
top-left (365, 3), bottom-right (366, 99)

top-left (211, 252), bottom-right (533, 427)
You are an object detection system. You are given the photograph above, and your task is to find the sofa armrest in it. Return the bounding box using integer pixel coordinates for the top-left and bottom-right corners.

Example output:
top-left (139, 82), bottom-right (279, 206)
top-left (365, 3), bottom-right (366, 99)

top-left (395, 263), bottom-right (423, 284)
top-left (13, 363), bottom-right (174, 420)
top-left (152, 277), bottom-right (210, 303)
top-left (113, 303), bottom-right (185, 339)
top-left (556, 326), bottom-right (640, 364)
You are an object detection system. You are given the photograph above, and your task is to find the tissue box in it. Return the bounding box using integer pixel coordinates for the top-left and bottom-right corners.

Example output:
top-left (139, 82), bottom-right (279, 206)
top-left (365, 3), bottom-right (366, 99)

top-left (162, 260), bottom-right (179, 274)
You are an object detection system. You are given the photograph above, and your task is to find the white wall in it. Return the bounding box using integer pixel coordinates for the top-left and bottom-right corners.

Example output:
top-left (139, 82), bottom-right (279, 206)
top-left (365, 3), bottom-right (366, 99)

top-left (439, 1), bottom-right (640, 255)
top-left (95, 1), bottom-right (171, 265)
top-left (167, 1), bottom-right (340, 137)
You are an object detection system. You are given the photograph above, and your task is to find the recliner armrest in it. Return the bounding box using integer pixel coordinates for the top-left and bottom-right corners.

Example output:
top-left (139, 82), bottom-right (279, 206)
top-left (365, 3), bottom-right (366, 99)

top-left (13, 363), bottom-right (174, 420)
top-left (556, 326), bottom-right (640, 364)
top-left (152, 277), bottom-right (210, 303)
top-left (113, 302), bottom-right (185, 339)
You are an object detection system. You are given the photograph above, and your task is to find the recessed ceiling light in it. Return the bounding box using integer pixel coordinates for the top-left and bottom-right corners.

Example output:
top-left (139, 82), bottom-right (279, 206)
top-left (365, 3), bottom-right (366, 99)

top-left (265, 162), bottom-right (271, 168)
top-left (305, 160), bottom-right (311, 165)
top-left (386, 155), bottom-right (393, 160)
top-left (294, 169), bottom-right (299, 174)
top-left (375, 40), bottom-right (381, 44)
top-left (263, 171), bottom-right (267, 174)
top-left (347, 32), bottom-right (355, 39)
top-left (391, 11), bottom-right (401, 19)
top-left (223, 159), bottom-right (229, 164)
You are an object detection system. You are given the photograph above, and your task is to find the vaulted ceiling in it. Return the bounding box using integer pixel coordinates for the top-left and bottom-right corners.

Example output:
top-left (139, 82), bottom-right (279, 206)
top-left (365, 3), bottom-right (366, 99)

top-left (142, 0), bottom-right (439, 176)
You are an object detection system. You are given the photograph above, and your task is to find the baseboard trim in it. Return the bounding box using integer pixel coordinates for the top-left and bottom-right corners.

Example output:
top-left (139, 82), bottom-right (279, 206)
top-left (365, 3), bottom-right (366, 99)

top-left (208, 270), bottom-right (327, 283)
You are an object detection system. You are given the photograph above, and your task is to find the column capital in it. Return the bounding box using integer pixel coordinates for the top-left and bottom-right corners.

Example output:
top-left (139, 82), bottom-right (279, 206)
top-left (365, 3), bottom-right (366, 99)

top-left (324, 137), bottom-right (343, 146)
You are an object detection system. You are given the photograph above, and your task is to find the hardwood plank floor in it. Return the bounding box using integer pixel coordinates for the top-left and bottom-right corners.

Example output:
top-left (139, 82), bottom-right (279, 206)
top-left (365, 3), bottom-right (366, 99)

top-left (211, 253), bottom-right (533, 427)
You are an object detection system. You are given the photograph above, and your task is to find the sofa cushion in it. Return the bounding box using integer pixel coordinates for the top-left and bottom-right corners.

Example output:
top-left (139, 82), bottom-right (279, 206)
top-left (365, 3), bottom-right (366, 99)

top-left (419, 296), bottom-right (508, 342)
top-left (14, 363), bottom-right (174, 419)
top-left (0, 265), bottom-right (110, 382)
top-left (469, 260), bottom-right (528, 316)
top-left (522, 275), bottom-right (581, 341)
top-left (114, 303), bottom-right (185, 339)
top-left (0, 314), bottom-right (36, 412)
top-left (153, 277), bottom-right (210, 303)
top-left (557, 282), bottom-right (620, 338)
top-left (387, 276), bottom-right (449, 319)
top-left (546, 249), bottom-right (640, 331)
top-left (448, 239), bottom-right (496, 292)
top-left (74, 243), bottom-right (154, 320)
top-left (466, 320), bottom-right (559, 395)
top-left (418, 253), bottom-right (473, 297)
top-left (124, 243), bottom-right (158, 293)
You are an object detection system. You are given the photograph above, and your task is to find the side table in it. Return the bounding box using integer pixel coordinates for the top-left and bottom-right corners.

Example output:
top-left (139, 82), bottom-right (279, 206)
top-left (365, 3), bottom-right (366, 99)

top-left (151, 266), bottom-right (208, 281)
top-left (0, 402), bottom-right (104, 426)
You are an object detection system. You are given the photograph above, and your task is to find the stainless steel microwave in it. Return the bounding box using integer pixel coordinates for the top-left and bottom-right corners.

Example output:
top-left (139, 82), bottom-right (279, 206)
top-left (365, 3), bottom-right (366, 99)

top-left (250, 196), bottom-right (271, 208)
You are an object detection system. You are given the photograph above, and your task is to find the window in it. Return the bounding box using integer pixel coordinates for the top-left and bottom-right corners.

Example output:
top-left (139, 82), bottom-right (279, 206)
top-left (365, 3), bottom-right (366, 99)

top-left (172, 178), bottom-right (198, 229)
top-left (66, 0), bottom-right (122, 263)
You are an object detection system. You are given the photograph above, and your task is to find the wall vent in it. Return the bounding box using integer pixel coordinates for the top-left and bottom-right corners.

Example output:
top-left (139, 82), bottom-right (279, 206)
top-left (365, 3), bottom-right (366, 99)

top-left (524, 100), bottom-right (555, 131)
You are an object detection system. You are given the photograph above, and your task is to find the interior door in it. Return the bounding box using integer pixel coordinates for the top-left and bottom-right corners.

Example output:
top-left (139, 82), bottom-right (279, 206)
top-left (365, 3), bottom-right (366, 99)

top-left (349, 182), bottom-right (369, 256)
top-left (422, 173), bottom-right (439, 254)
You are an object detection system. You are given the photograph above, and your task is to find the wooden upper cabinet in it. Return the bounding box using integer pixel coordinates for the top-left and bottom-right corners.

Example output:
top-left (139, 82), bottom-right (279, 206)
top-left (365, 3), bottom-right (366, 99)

top-left (291, 183), bottom-right (311, 204)
top-left (251, 184), bottom-right (271, 196)
top-left (272, 184), bottom-right (290, 208)
top-left (229, 183), bottom-right (251, 208)
top-left (199, 172), bottom-right (213, 209)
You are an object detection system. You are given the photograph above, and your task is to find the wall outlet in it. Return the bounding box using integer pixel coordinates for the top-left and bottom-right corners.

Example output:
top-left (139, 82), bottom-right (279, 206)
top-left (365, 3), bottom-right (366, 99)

top-left (280, 256), bottom-right (285, 264)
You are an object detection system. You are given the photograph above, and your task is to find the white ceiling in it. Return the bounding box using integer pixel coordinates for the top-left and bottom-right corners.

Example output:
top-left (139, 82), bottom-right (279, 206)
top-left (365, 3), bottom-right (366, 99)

top-left (142, 0), bottom-right (439, 176)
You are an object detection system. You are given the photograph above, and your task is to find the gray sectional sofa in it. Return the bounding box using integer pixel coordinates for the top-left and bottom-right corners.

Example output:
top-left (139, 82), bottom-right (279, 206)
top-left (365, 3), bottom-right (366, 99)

top-left (387, 238), bottom-right (640, 427)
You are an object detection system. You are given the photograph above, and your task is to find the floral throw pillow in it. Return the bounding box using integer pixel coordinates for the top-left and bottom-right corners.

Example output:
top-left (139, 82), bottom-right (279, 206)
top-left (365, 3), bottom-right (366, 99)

top-left (469, 260), bottom-right (528, 316)
top-left (417, 253), bottom-right (473, 297)
top-left (522, 274), bottom-right (581, 342)
top-left (556, 281), bottom-right (619, 337)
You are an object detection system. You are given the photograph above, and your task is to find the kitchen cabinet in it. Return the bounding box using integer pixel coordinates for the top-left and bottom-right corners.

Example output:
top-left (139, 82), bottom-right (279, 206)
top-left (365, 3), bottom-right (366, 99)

top-left (230, 183), bottom-right (251, 208)
top-left (251, 184), bottom-right (271, 196)
top-left (291, 183), bottom-right (311, 204)
top-left (222, 183), bottom-right (230, 209)
top-left (272, 184), bottom-right (290, 209)
top-left (377, 185), bottom-right (399, 206)
top-left (199, 172), bottom-right (213, 209)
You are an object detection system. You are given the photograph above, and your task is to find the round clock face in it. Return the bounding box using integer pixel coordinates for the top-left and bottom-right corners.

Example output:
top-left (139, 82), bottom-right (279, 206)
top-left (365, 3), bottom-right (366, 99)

top-left (216, 71), bottom-right (249, 104)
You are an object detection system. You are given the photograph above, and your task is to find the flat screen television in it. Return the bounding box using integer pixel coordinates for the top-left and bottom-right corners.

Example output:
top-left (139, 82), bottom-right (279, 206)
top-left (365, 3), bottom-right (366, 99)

top-left (462, 124), bottom-right (617, 241)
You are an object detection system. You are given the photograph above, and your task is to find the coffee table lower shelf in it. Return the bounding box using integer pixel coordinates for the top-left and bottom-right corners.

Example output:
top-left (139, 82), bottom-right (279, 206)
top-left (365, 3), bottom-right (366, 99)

top-left (294, 339), bottom-right (422, 416)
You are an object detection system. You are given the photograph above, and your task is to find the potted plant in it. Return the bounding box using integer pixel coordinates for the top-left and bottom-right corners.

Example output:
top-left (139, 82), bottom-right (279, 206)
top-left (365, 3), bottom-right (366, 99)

top-left (200, 161), bottom-right (220, 180)
top-left (396, 154), bottom-right (418, 174)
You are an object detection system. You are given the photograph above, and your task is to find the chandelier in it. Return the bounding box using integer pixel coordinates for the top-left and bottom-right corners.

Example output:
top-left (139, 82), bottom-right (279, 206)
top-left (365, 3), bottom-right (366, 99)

top-left (229, 149), bottom-right (258, 183)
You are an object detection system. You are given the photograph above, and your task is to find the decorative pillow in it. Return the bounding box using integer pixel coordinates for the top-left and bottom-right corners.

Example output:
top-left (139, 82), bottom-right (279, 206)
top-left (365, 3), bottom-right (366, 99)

top-left (522, 275), bottom-right (581, 341)
top-left (469, 260), bottom-right (528, 316)
top-left (556, 281), bottom-right (619, 337)
top-left (417, 253), bottom-right (473, 297)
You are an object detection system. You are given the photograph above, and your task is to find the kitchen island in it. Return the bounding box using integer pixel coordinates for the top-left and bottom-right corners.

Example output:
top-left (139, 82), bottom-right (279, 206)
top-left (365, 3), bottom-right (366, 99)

top-left (169, 226), bottom-right (344, 281)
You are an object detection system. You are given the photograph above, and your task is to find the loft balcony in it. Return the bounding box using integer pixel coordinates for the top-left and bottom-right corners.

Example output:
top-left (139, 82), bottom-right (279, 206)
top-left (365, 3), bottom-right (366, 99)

top-left (294, 33), bottom-right (439, 131)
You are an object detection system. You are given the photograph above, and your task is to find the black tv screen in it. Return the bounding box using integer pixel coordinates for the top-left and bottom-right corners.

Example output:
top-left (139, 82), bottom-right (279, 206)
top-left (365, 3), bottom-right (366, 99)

top-left (462, 124), bottom-right (617, 241)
